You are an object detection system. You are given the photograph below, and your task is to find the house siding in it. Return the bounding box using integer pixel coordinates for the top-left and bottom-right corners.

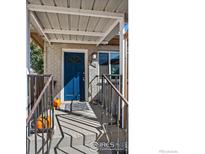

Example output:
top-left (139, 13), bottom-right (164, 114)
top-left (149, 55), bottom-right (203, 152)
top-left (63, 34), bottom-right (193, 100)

top-left (44, 42), bottom-right (119, 102)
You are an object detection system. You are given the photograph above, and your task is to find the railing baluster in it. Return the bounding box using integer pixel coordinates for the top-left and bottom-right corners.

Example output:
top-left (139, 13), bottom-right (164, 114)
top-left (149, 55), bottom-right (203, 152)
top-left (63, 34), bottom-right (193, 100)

top-left (45, 83), bottom-right (48, 153)
top-left (101, 76), bottom-right (104, 124)
top-left (110, 83), bottom-right (113, 125)
top-left (34, 109), bottom-right (37, 154)
top-left (34, 76), bottom-right (38, 154)
top-left (97, 75), bottom-right (100, 104)
top-left (41, 99), bottom-right (44, 154)
top-left (51, 77), bottom-right (54, 129)
top-left (26, 74), bottom-right (54, 154)
top-left (28, 76), bottom-right (31, 137)
top-left (100, 74), bottom-right (128, 153)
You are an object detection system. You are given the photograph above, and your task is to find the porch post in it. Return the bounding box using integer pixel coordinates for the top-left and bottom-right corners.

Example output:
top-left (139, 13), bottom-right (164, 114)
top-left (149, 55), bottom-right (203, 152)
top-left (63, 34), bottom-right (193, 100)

top-left (26, 9), bottom-right (30, 74)
top-left (119, 17), bottom-right (125, 128)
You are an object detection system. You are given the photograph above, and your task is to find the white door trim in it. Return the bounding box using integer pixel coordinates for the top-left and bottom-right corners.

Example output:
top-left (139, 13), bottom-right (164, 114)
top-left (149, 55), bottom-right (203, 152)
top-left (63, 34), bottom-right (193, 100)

top-left (61, 48), bottom-right (88, 103)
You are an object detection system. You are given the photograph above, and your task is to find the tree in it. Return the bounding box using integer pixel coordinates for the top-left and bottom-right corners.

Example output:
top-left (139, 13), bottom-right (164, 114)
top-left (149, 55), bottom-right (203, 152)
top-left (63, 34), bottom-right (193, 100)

top-left (30, 41), bottom-right (44, 74)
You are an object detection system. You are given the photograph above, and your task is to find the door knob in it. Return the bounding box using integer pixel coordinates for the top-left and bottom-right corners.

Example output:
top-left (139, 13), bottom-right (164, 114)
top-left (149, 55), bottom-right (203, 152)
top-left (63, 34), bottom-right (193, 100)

top-left (82, 72), bottom-right (85, 81)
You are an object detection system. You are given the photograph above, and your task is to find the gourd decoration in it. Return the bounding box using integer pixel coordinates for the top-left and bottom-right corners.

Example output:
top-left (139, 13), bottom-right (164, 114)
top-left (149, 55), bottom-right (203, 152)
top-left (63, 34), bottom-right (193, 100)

top-left (53, 98), bottom-right (61, 108)
top-left (36, 115), bottom-right (51, 129)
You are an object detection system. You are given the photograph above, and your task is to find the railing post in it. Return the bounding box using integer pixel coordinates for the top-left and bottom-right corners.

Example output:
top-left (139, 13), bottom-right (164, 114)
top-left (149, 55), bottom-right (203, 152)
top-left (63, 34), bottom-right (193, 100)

top-left (28, 76), bottom-right (31, 136)
top-left (45, 79), bottom-right (49, 153)
top-left (34, 109), bottom-right (37, 154)
top-left (41, 96), bottom-right (45, 154)
top-left (51, 76), bottom-right (54, 129)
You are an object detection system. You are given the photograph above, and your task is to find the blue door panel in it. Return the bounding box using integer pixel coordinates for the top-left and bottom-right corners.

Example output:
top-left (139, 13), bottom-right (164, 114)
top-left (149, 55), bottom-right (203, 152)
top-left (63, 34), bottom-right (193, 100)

top-left (64, 52), bottom-right (85, 101)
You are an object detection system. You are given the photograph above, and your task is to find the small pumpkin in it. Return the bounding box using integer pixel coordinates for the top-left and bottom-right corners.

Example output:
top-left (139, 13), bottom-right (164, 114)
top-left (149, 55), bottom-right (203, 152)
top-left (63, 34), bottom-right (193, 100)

top-left (36, 117), bottom-right (46, 129)
top-left (36, 115), bottom-right (51, 129)
top-left (53, 98), bottom-right (61, 108)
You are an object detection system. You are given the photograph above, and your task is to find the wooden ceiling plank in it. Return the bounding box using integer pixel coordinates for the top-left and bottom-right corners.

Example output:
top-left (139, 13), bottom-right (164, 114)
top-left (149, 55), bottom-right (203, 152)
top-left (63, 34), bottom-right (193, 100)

top-left (104, 23), bottom-right (119, 41)
top-left (41, 0), bottom-right (54, 6)
top-left (27, 0), bottom-right (41, 4)
top-left (48, 34), bottom-right (55, 40)
top-left (93, 0), bottom-right (110, 34)
top-left (86, 0), bottom-right (108, 35)
top-left (41, 0), bottom-right (59, 39)
top-left (62, 34), bottom-right (70, 40)
top-left (35, 12), bottom-right (51, 29)
top-left (70, 0), bottom-right (81, 40)
top-left (96, 19), bottom-right (119, 45)
top-left (30, 32), bottom-right (44, 49)
top-left (93, 0), bottom-right (109, 11)
top-left (105, 0), bottom-right (123, 12)
top-left (78, 0), bottom-right (94, 41)
top-left (97, 0), bottom-right (123, 34)
top-left (30, 11), bottom-right (50, 43)
top-left (116, 0), bottom-right (128, 13)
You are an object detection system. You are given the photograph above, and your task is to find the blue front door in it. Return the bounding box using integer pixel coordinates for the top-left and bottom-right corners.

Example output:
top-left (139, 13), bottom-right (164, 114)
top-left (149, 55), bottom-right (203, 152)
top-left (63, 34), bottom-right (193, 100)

top-left (64, 52), bottom-right (85, 101)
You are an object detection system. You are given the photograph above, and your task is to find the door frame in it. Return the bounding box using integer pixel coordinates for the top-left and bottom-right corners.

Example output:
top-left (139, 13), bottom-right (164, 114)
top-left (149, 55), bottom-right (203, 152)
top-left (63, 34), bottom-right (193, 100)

top-left (61, 48), bottom-right (88, 103)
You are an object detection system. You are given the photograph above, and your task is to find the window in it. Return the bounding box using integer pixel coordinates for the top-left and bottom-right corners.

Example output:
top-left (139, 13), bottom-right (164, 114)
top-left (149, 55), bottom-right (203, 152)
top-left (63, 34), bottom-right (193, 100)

top-left (99, 51), bottom-right (119, 76)
top-left (99, 53), bottom-right (109, 75)
top-left (110, 53), bottom-right (119, 75)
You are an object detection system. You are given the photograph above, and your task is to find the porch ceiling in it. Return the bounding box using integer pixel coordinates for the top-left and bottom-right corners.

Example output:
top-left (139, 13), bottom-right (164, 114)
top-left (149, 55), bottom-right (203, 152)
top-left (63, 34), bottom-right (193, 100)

top-left (27, 0), bottom-right (128, 45)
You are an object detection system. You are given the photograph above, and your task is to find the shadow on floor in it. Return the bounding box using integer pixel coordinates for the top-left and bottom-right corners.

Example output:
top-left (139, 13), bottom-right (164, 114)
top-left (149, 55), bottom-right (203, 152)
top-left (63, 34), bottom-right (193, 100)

top-left (53, 108), bottom-right (103, 154)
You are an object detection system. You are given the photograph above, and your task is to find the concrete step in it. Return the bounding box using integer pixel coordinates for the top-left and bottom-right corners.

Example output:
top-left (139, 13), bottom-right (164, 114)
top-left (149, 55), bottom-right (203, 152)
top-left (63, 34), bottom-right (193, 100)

top-left (49, 144), bottom-right (99, 154)
top-left (27, 132), bottom-right (52, 154)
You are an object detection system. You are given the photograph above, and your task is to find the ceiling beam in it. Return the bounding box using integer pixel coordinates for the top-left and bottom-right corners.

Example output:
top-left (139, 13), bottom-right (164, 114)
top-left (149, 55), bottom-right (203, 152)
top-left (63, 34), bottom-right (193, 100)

top-left (50, 39), bottom-right (108, 45)
top-left (96, 20), bottom-right (120, 46)
top-left (30, 32), bottom-right (44, 49)
top-left (30, 11), bottom-right (50, 43)
top-left (44, 29), bottom-right (105, 37)
top-left (27, 4), bottom-right (124, 19)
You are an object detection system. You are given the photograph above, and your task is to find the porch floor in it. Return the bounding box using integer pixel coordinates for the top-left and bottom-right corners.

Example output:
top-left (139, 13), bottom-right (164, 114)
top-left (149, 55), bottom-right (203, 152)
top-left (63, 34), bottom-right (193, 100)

top-left (50, 102), bottom-right (103, 154)
top-left (28, 102), bottom-right (127, 154)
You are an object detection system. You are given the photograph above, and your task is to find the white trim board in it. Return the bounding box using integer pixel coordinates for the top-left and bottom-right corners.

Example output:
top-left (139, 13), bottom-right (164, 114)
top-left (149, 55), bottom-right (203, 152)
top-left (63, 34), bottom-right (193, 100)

top-left (61, 49), bottom-right (88, 103)
top-left (27, 4), bottom-right (124, 19)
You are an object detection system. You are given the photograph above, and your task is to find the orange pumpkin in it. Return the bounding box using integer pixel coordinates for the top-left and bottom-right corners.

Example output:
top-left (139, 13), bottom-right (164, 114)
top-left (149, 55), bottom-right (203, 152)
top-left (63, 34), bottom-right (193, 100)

top-left (36, 117), bottom-right (46, 129)
top-left (36, 115), bottom-right (51, 129)
top-left (53, 98), bottom-right (61, 108)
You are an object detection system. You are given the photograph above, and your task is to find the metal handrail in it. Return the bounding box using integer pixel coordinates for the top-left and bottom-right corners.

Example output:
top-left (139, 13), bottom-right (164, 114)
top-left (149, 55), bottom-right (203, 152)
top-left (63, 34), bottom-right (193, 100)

top-left (101, 74), bottom-right (128, 153)
top-left (27, 74), bottom-right (54, 154)
top-left (102, 74), bottom-right (128, 106)
top-left (27, 74), bottom-right (52, 77)
top-left (26, 75), bottom-right (53, 125)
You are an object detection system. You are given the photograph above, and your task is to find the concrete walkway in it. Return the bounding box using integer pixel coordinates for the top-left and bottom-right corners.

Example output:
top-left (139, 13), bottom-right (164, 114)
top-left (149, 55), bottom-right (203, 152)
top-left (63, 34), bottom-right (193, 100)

top-left (49, 102), bottom-right (104, 154)
top-left (27, 102), bottom-right (127, 154)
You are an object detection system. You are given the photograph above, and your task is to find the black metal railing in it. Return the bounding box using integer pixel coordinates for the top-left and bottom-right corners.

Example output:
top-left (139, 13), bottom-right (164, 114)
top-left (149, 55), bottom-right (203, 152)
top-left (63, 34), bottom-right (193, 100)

top-left (26, 74), bottom-right (54, 154)
top-left (89, 74), bottom-right (128, 153)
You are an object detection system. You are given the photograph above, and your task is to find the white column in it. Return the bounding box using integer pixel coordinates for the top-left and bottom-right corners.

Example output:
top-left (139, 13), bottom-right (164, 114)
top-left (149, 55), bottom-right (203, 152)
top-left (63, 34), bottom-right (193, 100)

top-left (119, 18), bottom-right (125, 128)
top-left (26, 9), bottom-right (30, 74)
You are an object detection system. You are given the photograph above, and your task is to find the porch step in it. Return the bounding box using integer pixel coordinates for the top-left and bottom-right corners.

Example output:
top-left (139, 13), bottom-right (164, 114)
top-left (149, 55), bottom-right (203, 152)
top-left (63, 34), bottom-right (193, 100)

top-left (49, 144), bottom-right (99, 154)
top-left (27, 131), bottom-right (53, 154)
top-left (89, 102), bottom-right (117, 125)
top-left (49, 104), bottom-right (105, 153)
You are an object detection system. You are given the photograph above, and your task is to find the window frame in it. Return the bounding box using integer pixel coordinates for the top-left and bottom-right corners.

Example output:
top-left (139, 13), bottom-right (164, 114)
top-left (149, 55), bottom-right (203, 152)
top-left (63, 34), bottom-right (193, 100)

top-left (98, 50), bottom-right (119, 76)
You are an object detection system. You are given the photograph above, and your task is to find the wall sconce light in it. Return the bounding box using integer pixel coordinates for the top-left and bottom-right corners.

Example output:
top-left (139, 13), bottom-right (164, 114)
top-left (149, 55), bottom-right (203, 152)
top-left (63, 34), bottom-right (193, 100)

top-left (91, 52), bottom-right (97, 61)
top-left (90, 52), bottom-right (97, 68)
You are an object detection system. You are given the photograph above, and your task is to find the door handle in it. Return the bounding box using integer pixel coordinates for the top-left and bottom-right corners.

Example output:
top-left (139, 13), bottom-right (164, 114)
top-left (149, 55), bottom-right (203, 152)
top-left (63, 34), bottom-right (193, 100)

top-left (82, 72), bottom-right (85, 81)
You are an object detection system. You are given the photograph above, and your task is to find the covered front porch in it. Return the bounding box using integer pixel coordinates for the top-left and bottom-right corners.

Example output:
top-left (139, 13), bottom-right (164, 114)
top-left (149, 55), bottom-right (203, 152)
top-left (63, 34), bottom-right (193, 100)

top-left (26, 0), bottom-right (128, 153)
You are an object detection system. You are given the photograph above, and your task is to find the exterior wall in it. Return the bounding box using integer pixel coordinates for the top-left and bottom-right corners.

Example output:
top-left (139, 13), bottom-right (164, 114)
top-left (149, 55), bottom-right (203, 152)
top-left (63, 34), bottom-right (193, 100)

top-left (44, 42), bottom-right (118, 102)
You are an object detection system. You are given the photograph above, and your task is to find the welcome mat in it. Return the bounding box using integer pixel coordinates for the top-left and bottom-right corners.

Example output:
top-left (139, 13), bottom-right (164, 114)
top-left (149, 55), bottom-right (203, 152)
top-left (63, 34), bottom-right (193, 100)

top-left (64, 102), bottom-right (89, 111)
